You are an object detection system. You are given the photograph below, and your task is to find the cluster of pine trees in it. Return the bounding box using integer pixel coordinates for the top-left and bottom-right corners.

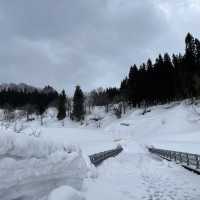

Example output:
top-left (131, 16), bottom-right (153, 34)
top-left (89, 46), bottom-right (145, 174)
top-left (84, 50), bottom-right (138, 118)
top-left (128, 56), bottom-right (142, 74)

top-left (57, 85), bottom-right (85, 122)
top-left (0, 88), bottom-right (58, 113)
top-left (0, 86), bottom-right (86, 124)
top-left (0, 83), bottom-right (86, 123)
top-left (88, 87), bottom-right (119, 106)
top-left (119, 33), bottom-right (200, 107)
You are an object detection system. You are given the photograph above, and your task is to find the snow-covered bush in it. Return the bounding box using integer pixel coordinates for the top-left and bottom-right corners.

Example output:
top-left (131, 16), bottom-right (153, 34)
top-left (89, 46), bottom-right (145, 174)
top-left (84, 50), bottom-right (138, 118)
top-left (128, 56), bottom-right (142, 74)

top-left (113, 104), bottom-right (122, 119)
top-left (13, 121), bottom-right (26, 133)
top-left (28, 128), bottom-right (42, 137)
top-left (3, 108), bottom-right (15, 122)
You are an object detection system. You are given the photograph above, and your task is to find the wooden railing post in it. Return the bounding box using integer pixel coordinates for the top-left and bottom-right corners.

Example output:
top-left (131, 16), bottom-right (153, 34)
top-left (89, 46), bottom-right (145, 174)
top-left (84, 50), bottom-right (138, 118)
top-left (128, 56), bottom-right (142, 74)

top-left (196, 155), bottom-right (199, 169)
top-left (186, 154), bottom-right (189, 166)
top-left (179, 153), bottom-right (182, 163)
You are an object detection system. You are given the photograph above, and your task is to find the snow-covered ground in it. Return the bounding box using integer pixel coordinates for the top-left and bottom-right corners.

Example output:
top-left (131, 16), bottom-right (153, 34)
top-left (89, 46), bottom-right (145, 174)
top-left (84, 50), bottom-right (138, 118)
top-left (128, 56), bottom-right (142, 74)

top-left (85, 146), bottom-right (200, 200)
top-left (0, 101), bottom-right (200, 199)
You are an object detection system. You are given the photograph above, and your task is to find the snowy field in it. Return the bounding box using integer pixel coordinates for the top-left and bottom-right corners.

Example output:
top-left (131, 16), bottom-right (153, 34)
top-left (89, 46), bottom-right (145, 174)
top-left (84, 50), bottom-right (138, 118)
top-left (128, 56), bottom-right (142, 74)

top-left (0, 101), bottom-right (200, 199)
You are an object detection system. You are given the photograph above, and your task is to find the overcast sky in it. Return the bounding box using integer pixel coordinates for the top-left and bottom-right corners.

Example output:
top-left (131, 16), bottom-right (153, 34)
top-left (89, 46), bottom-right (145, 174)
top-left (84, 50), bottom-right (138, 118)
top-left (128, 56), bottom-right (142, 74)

top-left (0, 0), bottom-right (200, 94)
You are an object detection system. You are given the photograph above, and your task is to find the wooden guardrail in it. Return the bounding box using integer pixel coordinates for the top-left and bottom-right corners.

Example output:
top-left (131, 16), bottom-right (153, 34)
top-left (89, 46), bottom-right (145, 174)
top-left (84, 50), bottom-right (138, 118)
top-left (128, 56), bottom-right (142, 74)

top-left (148, 147), bottom-right (200, 173)
top-left (89, 145), bottom-right (123, 166)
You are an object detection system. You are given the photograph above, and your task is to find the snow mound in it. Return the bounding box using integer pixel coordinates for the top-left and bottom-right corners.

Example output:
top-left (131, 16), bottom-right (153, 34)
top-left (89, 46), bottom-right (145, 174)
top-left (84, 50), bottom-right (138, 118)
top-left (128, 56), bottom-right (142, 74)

top-left (48, 186), bottom-right (85, 200)
top-left (0, 131), bottom-right (76, 159)
top-left (0, 131), bottom-right (89, 200)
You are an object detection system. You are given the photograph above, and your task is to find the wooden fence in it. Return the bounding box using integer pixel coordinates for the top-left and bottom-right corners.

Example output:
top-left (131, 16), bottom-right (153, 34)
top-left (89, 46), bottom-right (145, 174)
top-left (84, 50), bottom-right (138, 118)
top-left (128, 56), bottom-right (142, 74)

top-left (148, 147), bottom-right (200, 172)
top-left (89, 145), bottom-right (123, 166)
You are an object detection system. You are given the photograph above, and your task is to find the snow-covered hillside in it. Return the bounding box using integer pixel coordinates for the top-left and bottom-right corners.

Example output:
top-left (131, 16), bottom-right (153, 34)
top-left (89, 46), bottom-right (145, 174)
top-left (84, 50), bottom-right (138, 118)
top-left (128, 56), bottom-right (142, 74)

top-left (0, 101), bottom-right (200, 199)
top-left (104, 101), bottom-right (200, 154)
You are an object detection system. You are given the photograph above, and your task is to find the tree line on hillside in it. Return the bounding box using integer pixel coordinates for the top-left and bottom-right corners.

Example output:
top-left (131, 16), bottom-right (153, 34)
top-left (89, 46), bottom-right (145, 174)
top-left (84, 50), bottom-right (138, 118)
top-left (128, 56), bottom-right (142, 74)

top-left (88, 33), bottom-right (200, 110)
top-left (0, 84), bottom-right (86, 124)
top-left (119, 33), bottom-right (200, 107)
top-left (0, 88), bottom-right (58, 113)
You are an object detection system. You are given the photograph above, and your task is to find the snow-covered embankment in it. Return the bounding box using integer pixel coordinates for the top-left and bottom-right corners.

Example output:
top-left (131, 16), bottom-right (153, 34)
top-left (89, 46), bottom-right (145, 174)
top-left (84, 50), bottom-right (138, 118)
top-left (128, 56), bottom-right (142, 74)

top-left (0, 132), bottom-right (88, 200)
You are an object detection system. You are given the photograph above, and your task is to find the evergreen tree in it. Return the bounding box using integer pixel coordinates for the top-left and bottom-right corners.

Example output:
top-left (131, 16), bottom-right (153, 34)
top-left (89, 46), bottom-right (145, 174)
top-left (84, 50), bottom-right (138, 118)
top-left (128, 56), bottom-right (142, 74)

top-left (72, 86), bottom-right (85, 121)
top-left (37, 95), bottom-right (47, 126)
top-left (172, 53), bottom-right (186, 98)
top-left (138, 63), bottom-right (147, 105)
top-left (127, 65), bottom-right (138, 106)
top-left (195, 38), bottom-right (200, 66)
top-left (146, 59), bottom-right (154, 105)
top-left (184, 33), bottom-right (196, 96)
top-left (193, 38), bottom-right (200, 95)
top-left (57, 90), bottom-right (67, 121)
top-left (163, 53), bottom-right (175, 101)
top-left (154, 54), bottom-right (164, 103)
top-left (120, 77), bottom-right (128, 102)
top-left (185, 33), bottom-right (196, 65)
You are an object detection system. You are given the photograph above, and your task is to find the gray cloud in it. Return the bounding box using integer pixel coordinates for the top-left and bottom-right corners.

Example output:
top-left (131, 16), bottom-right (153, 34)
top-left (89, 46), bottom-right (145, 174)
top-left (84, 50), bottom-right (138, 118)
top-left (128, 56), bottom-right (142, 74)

top-left (0, 0), bottom-right (199, 94)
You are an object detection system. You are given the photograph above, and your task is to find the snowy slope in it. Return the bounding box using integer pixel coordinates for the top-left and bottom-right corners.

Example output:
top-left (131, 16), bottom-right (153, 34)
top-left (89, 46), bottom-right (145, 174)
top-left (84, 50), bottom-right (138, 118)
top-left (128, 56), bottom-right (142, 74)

top-left (104, 101), bottom-right (200, 154)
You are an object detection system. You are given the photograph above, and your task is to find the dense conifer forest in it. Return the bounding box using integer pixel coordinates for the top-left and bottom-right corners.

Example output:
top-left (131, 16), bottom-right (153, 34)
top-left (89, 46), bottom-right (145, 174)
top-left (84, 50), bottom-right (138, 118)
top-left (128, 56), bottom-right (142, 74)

top-left (91, 33), bottom-right (200, 107)
top-left (0, 85), bottom-right (58, 115)
top-left (119, 33), bottom-right (200, 107)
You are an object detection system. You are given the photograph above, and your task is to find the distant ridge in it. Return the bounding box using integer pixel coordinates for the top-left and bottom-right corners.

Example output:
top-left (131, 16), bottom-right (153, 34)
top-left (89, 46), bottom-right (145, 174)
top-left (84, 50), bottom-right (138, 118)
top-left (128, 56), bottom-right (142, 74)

top-left (0, 83), bottom-right (57, 94)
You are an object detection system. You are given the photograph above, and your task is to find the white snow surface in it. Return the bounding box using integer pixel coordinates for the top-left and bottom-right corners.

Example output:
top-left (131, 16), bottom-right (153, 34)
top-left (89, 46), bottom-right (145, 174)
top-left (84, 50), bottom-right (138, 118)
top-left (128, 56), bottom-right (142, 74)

top-left (85, 147), bottom-right (200, 200)
top-left (0, 132), bottom-right (88, 200)
top-left (48, 185), bottom-right (85, 200)
top-left (0, 101), bottom-right (200, 199)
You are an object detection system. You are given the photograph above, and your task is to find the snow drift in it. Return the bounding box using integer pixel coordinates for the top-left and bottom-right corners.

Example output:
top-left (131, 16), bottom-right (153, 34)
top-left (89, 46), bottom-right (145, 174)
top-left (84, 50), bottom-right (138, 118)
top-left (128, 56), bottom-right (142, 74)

top-left (0, 132), bottom-right (88, 200)
top-left (0, 131), bottom-right (77, 159)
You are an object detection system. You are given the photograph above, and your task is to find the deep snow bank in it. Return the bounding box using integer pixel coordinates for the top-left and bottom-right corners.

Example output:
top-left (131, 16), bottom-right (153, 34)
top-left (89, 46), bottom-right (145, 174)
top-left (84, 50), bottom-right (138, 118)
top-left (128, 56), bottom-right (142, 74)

top-left (0, 131), bottom-right (77, 159)
top-left (0, 131), bottom-right (88, 200)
